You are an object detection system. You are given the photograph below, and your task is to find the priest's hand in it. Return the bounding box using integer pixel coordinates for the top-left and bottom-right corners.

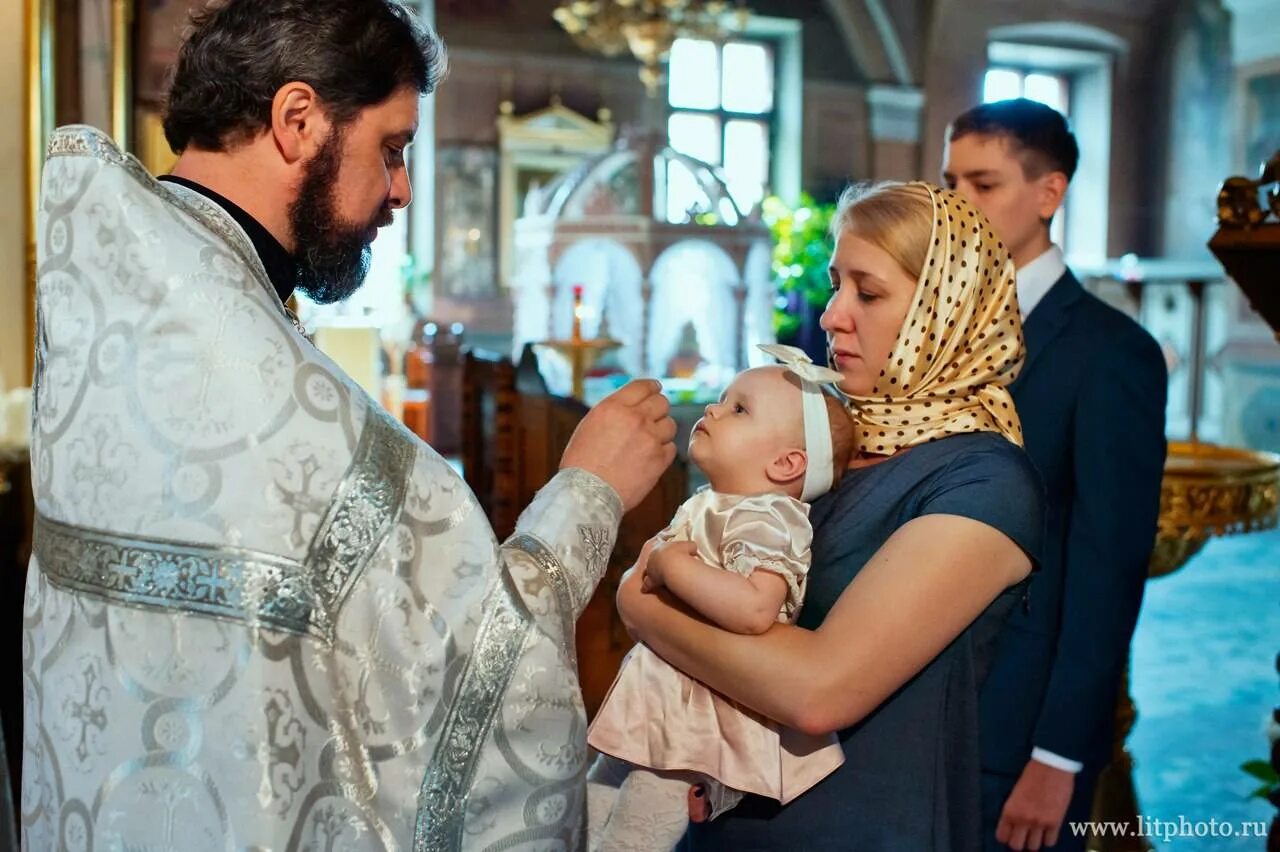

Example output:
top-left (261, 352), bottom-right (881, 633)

top-left (995, 759), bottom-right (1075, 850)
top-left (560, 379), bottom-right (677, 511)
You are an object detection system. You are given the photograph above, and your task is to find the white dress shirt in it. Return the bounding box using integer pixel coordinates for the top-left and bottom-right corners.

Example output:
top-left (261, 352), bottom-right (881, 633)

top-left (1015, 243), bottom-right (1084, 775)
top-left (1016, 244), bottom-right (1067, 319)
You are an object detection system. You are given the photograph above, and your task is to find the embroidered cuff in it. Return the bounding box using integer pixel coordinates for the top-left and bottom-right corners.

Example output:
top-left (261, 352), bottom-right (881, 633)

top-left (511, 468), bottom-right (622, 617)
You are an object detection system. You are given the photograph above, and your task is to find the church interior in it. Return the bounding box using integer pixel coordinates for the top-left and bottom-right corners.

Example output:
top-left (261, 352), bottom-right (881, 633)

top-left (0, 0), bottom-right (1278, 848)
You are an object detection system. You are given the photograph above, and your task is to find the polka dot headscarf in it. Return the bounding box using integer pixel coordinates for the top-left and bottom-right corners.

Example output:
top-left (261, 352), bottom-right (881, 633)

top-left (834, 182), bottom-right (1025, 455)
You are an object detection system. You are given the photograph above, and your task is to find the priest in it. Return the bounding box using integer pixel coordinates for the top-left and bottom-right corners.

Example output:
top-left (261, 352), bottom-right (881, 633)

top-left (21, 1), bottom-right (677, 850)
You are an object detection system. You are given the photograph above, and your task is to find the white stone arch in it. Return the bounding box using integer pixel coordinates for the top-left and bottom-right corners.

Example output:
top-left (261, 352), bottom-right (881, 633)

top-left (550, 238), bottom-right (645, 375)
top-left (647, 240), bottom-right (740, 378)
top-left (742, 239), bottom-right (777, 367)
top-left (510, 218), bottom-right (556, 363)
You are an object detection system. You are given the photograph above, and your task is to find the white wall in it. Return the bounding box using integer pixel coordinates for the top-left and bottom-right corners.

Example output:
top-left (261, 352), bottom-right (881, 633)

top-left (0, 0), bottom-right (27, 391)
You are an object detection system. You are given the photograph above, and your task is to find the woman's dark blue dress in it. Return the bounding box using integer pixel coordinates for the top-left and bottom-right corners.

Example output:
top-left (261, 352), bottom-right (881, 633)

top-left (684, 432), bottom-right (1045, 851)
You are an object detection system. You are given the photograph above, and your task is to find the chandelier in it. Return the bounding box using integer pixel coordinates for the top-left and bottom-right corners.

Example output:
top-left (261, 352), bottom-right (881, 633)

top-left (553, 1), bottom-right (750, 97)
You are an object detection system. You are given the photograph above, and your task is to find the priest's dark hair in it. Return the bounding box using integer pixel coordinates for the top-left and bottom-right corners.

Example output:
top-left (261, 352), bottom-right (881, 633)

top-left (948, 98), bottom-right (1079, 182)
top-left (163, 0), bottom-right (445, 153)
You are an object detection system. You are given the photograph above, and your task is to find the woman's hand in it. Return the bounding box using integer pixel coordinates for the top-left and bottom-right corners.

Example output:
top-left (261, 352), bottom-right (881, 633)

top-left (643, 539), bottom-right (696, 591)
top-left (616, 549), bottom-right (676, 644)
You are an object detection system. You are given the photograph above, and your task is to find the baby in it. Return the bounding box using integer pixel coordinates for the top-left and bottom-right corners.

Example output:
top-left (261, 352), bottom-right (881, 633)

top-left (585, 345), bottom-right (857, 852)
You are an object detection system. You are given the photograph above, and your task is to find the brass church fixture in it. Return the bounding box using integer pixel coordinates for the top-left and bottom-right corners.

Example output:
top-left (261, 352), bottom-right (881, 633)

top-left (1207, 147), bottom-right (1280, 852)
top-left (1089, 150), bottom-right (1280, 852)
top-left (1091, 443), bottom-right (1279, 852)
top-left (1150, 441), bottom-right (1279, 576)
top-left (1142, 148), bottom-right (1280, 575)
top-left (552, 0), bottom-right (750, 96)
top-left (110, 0), bottom-right (133, 148)
top-left (22, 0), bottom-right (54, 379)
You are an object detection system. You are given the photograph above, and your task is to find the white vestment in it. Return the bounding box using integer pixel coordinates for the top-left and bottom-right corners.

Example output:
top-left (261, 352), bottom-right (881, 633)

top-left (22, 125), bottom-right (621, 851)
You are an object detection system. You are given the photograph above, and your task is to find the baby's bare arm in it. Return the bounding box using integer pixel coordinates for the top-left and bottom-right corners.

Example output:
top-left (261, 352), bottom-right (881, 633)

top-left (647, 541), bottom-right (788, 635)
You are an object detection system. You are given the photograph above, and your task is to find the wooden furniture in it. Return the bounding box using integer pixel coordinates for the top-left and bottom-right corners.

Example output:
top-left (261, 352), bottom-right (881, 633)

top-left (415, 323), bottom-right (465, 457)
top-left (0, 451), bottom-right (32, 827)
top-left (460, 349), bottom-right (522, 539)
top-left (461, 346), bottom-right (689, 716)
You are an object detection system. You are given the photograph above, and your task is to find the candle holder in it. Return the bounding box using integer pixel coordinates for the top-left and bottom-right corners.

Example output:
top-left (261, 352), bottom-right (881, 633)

top-left (537, 284), bottom-right (622, 401)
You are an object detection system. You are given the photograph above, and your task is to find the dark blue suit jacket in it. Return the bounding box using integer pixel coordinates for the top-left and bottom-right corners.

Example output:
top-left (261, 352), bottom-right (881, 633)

top-left (979, 270), bottom-right (1167, 775)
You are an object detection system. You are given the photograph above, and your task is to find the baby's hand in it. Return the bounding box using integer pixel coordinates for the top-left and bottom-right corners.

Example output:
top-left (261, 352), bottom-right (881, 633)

top-left (645, 539), bottom-right (697, 591)
top-left (632, 536), bottom-right (659, 593)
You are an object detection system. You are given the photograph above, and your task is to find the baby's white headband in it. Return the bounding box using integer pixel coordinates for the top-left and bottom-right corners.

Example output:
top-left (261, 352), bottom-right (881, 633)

top-left (757, 344), bottom-right (843, 501)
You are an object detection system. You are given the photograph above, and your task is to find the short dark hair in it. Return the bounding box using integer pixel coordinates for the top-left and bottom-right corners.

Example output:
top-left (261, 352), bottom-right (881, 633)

top-left (164, 0), bottom-right (445, 153)
top-left (948, 98), bottom-right (1079, 182)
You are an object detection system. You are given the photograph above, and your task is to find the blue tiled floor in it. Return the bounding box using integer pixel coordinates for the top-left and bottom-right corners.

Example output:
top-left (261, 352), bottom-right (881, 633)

top-left (1129, 527), bottom-right (1279, 849)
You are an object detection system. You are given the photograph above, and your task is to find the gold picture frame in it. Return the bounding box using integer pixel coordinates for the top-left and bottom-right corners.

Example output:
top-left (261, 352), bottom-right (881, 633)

top-left (496, 97), bottom-right (615, 290)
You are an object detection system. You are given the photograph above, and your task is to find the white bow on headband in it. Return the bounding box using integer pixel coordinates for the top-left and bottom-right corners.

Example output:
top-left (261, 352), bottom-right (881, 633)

top-left (757, 344), bottom-right (843, 501)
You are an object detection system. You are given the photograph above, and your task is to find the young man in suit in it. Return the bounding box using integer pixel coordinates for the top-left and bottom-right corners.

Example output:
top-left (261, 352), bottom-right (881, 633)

top-left (942, 99), bottom-right (1168, 852)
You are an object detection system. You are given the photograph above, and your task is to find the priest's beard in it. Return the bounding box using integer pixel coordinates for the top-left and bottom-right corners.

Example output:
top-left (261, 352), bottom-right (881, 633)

top-left (290, 127), bottom-right (393, 305)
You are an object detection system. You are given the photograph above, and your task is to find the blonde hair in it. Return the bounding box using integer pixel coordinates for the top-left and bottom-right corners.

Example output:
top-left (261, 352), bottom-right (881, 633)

top-left (831, 181), bottom-right (934, 282)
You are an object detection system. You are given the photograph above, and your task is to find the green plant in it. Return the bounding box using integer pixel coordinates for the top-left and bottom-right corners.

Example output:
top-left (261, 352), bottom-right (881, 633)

top-left (1242, 759), bottom-right (1279, 802)
top-left (762, 193), bottom-right (836, 340)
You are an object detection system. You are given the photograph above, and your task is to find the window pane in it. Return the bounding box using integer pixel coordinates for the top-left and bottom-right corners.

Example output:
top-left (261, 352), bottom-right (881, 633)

top-left (1024, 72), bottom-right (1067, 116)
top-left (668, 112), bottom-right (722, 165)
top-left (669, 38), bottom-right (720, 109)
top-left (721, 42), bottom-right (773, 114)
top-left (983, 68), bottom-right (1022, 103)
top-left (666, 160), bottom-right (704, 223)
top-left (724, 119), bottom-right (769, 212)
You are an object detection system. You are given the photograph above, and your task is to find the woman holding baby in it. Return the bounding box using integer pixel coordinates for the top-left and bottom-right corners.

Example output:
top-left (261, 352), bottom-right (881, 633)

top-left (609, 181), bottom-right (1045, 851)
